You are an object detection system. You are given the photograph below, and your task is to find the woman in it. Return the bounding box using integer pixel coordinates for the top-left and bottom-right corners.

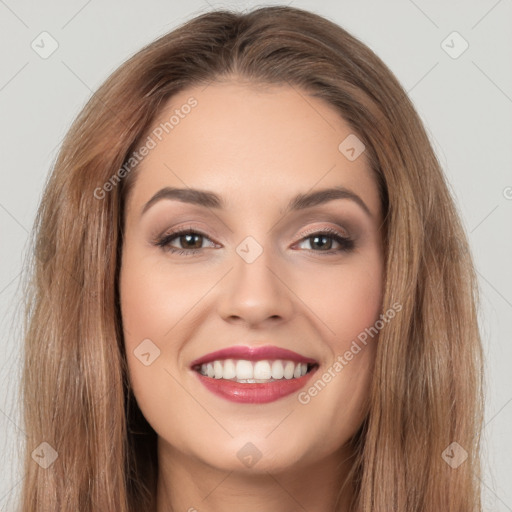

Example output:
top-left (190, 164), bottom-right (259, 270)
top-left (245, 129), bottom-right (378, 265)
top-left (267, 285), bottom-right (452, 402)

top-left (21, 5), bottom-right (483, 511)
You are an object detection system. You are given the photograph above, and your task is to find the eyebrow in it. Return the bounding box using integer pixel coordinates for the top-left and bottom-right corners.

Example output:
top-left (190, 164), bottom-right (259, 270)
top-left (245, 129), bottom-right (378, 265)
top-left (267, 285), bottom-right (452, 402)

top-left (140, 185), bottom-right (372, 218)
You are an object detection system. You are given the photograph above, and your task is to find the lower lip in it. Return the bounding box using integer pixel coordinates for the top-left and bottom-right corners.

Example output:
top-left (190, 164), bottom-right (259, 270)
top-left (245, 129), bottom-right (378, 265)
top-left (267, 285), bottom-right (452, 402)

top-left (193, 367), bottom-right (318, 404)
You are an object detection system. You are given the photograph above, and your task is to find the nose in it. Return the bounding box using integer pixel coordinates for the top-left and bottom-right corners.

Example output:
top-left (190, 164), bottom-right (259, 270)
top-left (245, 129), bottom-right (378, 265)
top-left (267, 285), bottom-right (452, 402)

top-left (216, 244), bottom-right (295, 328)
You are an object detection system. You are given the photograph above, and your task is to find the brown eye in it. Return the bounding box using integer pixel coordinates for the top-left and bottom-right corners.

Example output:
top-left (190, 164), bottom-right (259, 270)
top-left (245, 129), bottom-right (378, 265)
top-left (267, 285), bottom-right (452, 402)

top-left (296, 229), bottom-right (355, 253)
top-left (309, 234), bottom-right (335, 251)
top-left (154, 229), bottom-right (217, 255)
top-left (176, 233), bottom-right (204, 249)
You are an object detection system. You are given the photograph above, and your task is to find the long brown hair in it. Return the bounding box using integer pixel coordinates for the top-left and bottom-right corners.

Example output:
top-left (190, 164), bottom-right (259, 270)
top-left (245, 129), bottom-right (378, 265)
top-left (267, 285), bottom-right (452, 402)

top-left (20, 5), bottom-right (483, 511)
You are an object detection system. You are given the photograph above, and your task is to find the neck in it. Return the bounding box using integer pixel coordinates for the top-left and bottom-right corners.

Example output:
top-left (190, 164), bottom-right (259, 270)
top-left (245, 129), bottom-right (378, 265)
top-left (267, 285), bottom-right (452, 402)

top-left (155, 438), bottom-right (356, 512)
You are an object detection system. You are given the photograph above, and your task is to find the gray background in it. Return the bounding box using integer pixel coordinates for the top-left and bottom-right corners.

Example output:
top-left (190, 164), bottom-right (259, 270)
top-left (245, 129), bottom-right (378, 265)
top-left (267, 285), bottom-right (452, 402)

top-left (0, 0), bottom-right (511, 510)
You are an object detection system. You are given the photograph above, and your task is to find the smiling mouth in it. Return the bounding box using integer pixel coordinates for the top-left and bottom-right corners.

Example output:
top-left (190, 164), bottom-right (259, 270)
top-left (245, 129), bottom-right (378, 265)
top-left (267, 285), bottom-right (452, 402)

top-left (192, 359), bottom-right (319, 383)
top-left (189, 344), bottom-right (319, 403)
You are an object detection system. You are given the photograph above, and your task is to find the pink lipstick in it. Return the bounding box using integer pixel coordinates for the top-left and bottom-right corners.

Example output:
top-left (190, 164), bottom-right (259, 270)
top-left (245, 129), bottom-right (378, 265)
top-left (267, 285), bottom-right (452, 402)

top-left (190, 345), bottom-right (319, 404)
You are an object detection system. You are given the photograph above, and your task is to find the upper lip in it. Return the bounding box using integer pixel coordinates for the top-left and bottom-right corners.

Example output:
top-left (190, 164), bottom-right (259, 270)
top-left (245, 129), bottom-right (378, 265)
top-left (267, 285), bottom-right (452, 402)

top-left (190, 345), bottom-right (318, 369)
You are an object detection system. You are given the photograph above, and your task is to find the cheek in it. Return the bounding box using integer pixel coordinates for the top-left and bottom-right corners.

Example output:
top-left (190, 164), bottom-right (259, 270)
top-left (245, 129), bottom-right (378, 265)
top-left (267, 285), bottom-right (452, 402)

top-left (288, 250), bottom-right (382, 436)
top-left (119, 248), bottom-right (212, 351)
top-left (293, 250), bottom-right (384, 348)
top-left (119, 247), bottom-right (174, 381)
top-left (330, 265), bottom-right (383, 341)
top-left (119, 250), bottom-right (186, 435)
top-left (120, 256), bottom-right (181, 339)
top-left (119, 243), bottom-right (220, 411)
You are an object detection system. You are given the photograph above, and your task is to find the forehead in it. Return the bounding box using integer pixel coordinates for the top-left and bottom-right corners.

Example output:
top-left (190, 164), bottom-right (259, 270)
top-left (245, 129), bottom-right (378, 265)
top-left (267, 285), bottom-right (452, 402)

top-left (126, 81), bottom-right (380, 219)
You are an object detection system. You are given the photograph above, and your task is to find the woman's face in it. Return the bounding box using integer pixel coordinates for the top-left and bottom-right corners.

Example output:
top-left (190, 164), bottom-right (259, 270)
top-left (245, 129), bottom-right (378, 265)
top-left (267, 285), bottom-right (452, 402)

top-left (120, 80), bottom-right (384, 475)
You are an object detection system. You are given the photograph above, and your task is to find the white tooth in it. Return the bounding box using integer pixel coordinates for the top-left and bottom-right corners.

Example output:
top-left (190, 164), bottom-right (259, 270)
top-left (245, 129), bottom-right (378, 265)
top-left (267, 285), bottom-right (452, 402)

top-left (214, 360), bottom-right (223, 379)
top-left (236, 360), bottom-right (253, 380)
top-left (283, 361), bottom-right (295, 379)
top-left (223, 359), bottom-right (236, 379)
top-left (254, 360), bottom-right (272, 380)
top-left (201, 358), bottom-right (308, 381)
top-left (271, 360), bottom-right (284, 379)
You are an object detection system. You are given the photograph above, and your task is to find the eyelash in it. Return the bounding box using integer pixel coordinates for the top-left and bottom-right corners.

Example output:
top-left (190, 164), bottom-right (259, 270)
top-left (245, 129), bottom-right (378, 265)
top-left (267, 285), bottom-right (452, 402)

top-left (153, 225), bottom-right (355, 257)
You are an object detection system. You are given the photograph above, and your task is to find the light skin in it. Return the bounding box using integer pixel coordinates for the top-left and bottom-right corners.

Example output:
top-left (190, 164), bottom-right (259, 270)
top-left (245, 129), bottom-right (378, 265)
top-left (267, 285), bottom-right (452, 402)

top-left (119, 79), bottom-right (384, 512)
